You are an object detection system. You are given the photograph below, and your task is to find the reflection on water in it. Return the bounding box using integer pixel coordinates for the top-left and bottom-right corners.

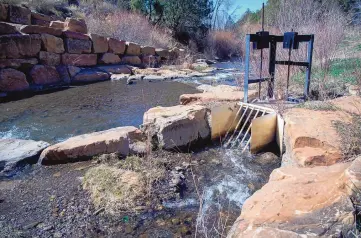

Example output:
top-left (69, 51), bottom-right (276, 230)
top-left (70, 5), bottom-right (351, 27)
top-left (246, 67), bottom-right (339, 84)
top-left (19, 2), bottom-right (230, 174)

top-left (0, 80), bottom-right (200, 143)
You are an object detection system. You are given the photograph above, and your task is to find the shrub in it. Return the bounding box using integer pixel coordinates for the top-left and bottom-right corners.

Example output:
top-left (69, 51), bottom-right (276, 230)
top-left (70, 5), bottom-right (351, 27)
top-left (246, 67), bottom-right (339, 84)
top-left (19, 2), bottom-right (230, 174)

top-left (205, 30), bottom-right (241, 59)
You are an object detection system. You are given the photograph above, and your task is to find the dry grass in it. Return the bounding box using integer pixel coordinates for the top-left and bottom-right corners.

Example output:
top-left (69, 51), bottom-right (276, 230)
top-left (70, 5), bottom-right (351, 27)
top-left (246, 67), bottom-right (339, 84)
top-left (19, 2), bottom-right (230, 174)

top-left (334, 114), bottom-right (361, 158)
top-left (205, 30), bottom-right (241, 59)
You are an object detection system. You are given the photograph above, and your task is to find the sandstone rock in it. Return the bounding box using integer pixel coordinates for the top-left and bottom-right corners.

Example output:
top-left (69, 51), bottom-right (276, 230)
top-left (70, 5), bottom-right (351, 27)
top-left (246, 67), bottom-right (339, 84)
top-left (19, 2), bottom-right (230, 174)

top-left (142, 55), bottom-right (160, 67)
top-left (9, 5), bottom-right (31, 25)
top-left (41, 34), bottom-right (64, 53)
top-left (31, 12), bottom-right (52, 26)
top-left (254, 152), bottom-right (280, 166)
top-left (143, 105), bottom-right (210, 149)
top-left (96, 65), bottom-right (132, 74)
top-left (126, 42), bottom-right (141, 56)
top-left (31, 18), bottom-right (50, 27)
top-left (228, 162), bottom-right (353, 237)
top-left (345, 156), bottom-right (361, 200)
top-left (30, 65), bottom-right (61, 85)
top-left (67, 65), bottom-right (81, 77)
top-left (108, 38), bottom-right (125, 54)
top-left (0, 22), bottom-right (19, 35)
top-left (39, 126), bottom-right (144, 164)
top-left (122, 56), bottom-right (141, 65)
top-left (89, 33), bottom-right (108, 53)
top-left (155, 48), bottom-right (169, 59)
top-left (0, 4), bottom-right (8, 21)
top-left (64, 38), bottom-right (92, 54)
top-left (0, 68), bottom-right (29, 92)
top-left (99, 53), bottom-right (121, 64)
top-left (0, 139), bottom-right (49, 174)
top-left (141, 46), bottom-right (155, 55)
top-left (64, 17), bottom-right (87, 34)
top-left (62, 30), bottom-right (89, 40)
top-left (49, 20), bottom-right (65, 29)
top-left (39, 51), bottom-right (61, 66)
top-left (330, 95), bottom-right (361, 115)
top-left (0, 58), bottom-right (38, 69)
top-left (0, 34), bottom-right (41, 59)
top-left (62, 53), bottom-right (97, 66)
top-left (20, 25), bottom-right (62, 36)
top-left (72, 68), bottom-right (109, 83)
top-left (56, 65), bottom-right (71, 84)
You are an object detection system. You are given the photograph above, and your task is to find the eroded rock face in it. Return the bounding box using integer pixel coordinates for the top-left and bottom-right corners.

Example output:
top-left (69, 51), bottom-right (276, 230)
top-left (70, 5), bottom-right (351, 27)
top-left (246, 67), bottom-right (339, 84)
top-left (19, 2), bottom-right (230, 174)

top-left (39, 126), bottom-right (145, 165)
top-left (108, 38), bottom-right (125, 54)
top-left (0, 58), bottom-right (38, 69)
top-left (143, 105), bottom-right (211, 150)
top-left (64, 18), bottom-right (87, 34)
top-left (99, 53), bottom-right (121, 64)
top-left (30, 65), bottom-right (61, 85)
top-left (0, 68), bottom-right (29, 92)
top-left (39, 51), bottom-right (61, 66)
top-left (50, 21), bottom-right (65, 29)
top-left (64, 38), bottom-right (92, 54)
top-left (0, 34), bottom-right (41, 59)
top-left (71, 68), bottom-right (109, 83)
top-left (89, 33), bottom-right (108, 53)
top-left (126, 42), bottom-right (141, 56)
top-left (31, 12), bottom-right (52, 26)
top-left (8, 5), bottom-right (31, 25)
top-left (141, 46), bottom-right (155, 55)
top-left (122, 55), bottom-right (141, 65)
top-left (228, 162), bottom-right (353, 237)
top-left (61, 53), bottom-right (97, 66)
top-left (0, 139), bottom-right (49, 175)
top-left (20, 25), bottom-right (62, 36)
top-left (155, 48), bottom-right (169, 59)
top-left (41, 34), bottom-right (64, 54)
top-left (0, 22), bottom-right (19, 35)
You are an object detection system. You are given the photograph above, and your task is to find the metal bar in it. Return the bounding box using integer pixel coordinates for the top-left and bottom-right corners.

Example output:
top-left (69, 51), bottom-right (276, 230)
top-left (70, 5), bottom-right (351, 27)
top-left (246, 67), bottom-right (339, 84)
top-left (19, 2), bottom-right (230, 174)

top-left (223, 102), bottom-right (243, 141)
top-left (268, 39), bottom-right (276, 98)
top-left (240, 110), bottom-right (267, 153)
top-left (239, 109), bottom-right (261, 146)
top-left (244, 34), bottom-right (251, 103)
top-left (275, 61), bottom-right (309, 67)
top-left (249, 78), bottom-right (271, 84)
top-left (258, 2), bottom-right (265, 100)
top-left (285, 44), bottom-right (292, 99)
top-left (225, 105), bottom-right (249, 147)
top-left (305, 35), bottom-right (314, 99)
top-left (233, 107), bottom-right (255, 144)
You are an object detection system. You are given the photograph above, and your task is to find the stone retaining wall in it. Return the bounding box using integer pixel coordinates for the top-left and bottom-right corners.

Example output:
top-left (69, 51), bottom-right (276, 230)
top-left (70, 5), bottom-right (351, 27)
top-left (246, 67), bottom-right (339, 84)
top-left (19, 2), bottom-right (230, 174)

top-left (0, 4), bottom-right (181, 96)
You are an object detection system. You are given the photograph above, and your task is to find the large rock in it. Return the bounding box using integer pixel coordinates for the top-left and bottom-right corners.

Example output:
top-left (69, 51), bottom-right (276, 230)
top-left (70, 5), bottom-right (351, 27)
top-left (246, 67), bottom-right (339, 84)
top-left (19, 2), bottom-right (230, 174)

top-left (142, 55), bottom-right (160, 67)
top-left (39, 51), bottom-right (61, 66)
top-left (121, 56), bottom-right (141, 65)
top-left (0, 139), bottom-right (49, 175)
top-left (345, 156), bottom-right (361, 200)
top-left (141, 46), bottom-right (155, 55)
top-left (8, 5), bottom-right (31, 25)
top-left (0, 58), bottom-right (38, 69)
top-left (143, 105), bottom-right (211, 149)
top-left (108, 38), bottom-right (125, 54)
top-left (49, 20), bottom-right (65, 29)
top-left (180, 85), bottom-right (257, 105)
top-left (99, 53), bottom-right (121, 64)
top-left (56, 65), bottom-right (71, 84)
top-left (0, 68), bottom-right (29, 92)
top-left (89, 33), bottom-right (108, 53)
top-left (20, 25), bottom-right (62, 36)
top-left (30, 65), bottom-right (61, 85)
top-left (39, 126), bottom-right (144, 165)
top-left (155, 48), bottom-right (169, 59)
top-left (96, 65), bottom-right (132, 74)
top-left (41, 33), bottom-right (64, 53)
top-left (64, 38), bottom-right (92, 54)
top-left (62, 53), bottom-right (97, 66)
top-left (0, 34), bottom-right (41, 59)
top-left (62, 30), bottom-right (89, 40)
top-left (125, 42), bottom-right (141, 56)
top-left (0, 4), bottom-right (8, 21)
top-left (0, 22), bottom-right (19, 35)
top-left (228, 162), bottom-right (354, 237)
top-left (64, 18), bottom-right (87, 34)
top-left (31, 12), bottom-right (52, 26)
top-left (71, 68), bottom-right (109, 83)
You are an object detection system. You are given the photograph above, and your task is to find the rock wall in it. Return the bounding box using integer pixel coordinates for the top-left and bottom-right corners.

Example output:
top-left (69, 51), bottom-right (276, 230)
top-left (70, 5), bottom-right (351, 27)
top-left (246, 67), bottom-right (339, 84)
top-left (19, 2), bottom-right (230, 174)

top-left (0, 4), bottom-right (180, 96)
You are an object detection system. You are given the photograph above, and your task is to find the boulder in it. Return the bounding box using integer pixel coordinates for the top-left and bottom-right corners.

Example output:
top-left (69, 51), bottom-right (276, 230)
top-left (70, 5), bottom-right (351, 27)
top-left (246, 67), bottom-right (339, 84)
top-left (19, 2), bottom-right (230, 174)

top-left (31, 12), bottom-right (52, 26)
top-left (56, 65), bottom-right (71, 84)
top-left (345, 156), bottom-right (361, 200)
top-left (0, 139), bottom-right (49, 175)
top-left (0, 34), bottom-right (41, 59)
top-left (228, 162), bottom-right (353, 237)
top-left (62, 30), bottom-right (89, 40)
top-left (64, 18), bottom-right (87, 34)
top-left (155, 48), bottom-right (169, 59)
top-left (41, 33), bottom-right (64, 53)
top-left (96, 65), bottom-right (132, 74)
top-left (62, 53), bottom-right (97, 66)
top-left (20, 25), bottom-right (62, 36)
top-left (0, 4), bottom-right (8, 21)
top-left (143, 105), bottom-right (211, 149)
top-left (99, 53), bottom-right (121, 64)
top-left (108, 38), bottom-right (126, 54)
top-left (0, 22), bottom-right (19, 35)
top-left (39, 51), bottom-right (61, 66)
top-left (67, 65), bottom-right (81, 77)
top-left (141, 46), bottom-right (155, 55)
top-left (142, 55), bottom-right (160, 67)
top-left (0, 58), bottom-right (38, 69)
top-left (30, 65), bottom-right (61, 85)
top-left (64, 38), bottom-right (92, 54)
top-left (8, 5), bottom-right (31, 25)
top-left (39, 126), bottom-right (144, 165)
top-left (125, 42), bottom-right (141, 56)
top-left (0, 68), bottom-right (29, 92)
top-left (71, 68), bottom-right (109, 83)
top-left (89, 33), bottom-right (108, 53)
top-left (49, 20), bottom-right (65, 29)
top-left (121, 56), bottom-right (141, 65)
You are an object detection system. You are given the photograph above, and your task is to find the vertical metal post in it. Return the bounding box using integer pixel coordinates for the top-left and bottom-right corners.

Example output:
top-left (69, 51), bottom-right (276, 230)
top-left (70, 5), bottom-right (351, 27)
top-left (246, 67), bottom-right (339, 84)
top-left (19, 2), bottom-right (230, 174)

top-left (258, 2), bottom-right (265, 99)
top-left (268, 37), bottom-right (276, 98)
top-left (304, 35), bottom-right (314, 99)
top-left (244, 34), bottom-right (251, 103)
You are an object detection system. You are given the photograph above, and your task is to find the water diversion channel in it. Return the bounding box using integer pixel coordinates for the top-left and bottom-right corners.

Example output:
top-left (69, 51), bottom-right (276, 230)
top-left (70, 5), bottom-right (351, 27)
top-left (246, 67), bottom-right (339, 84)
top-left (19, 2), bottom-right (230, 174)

top-left (0, 62), bottom-right (279, 237)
